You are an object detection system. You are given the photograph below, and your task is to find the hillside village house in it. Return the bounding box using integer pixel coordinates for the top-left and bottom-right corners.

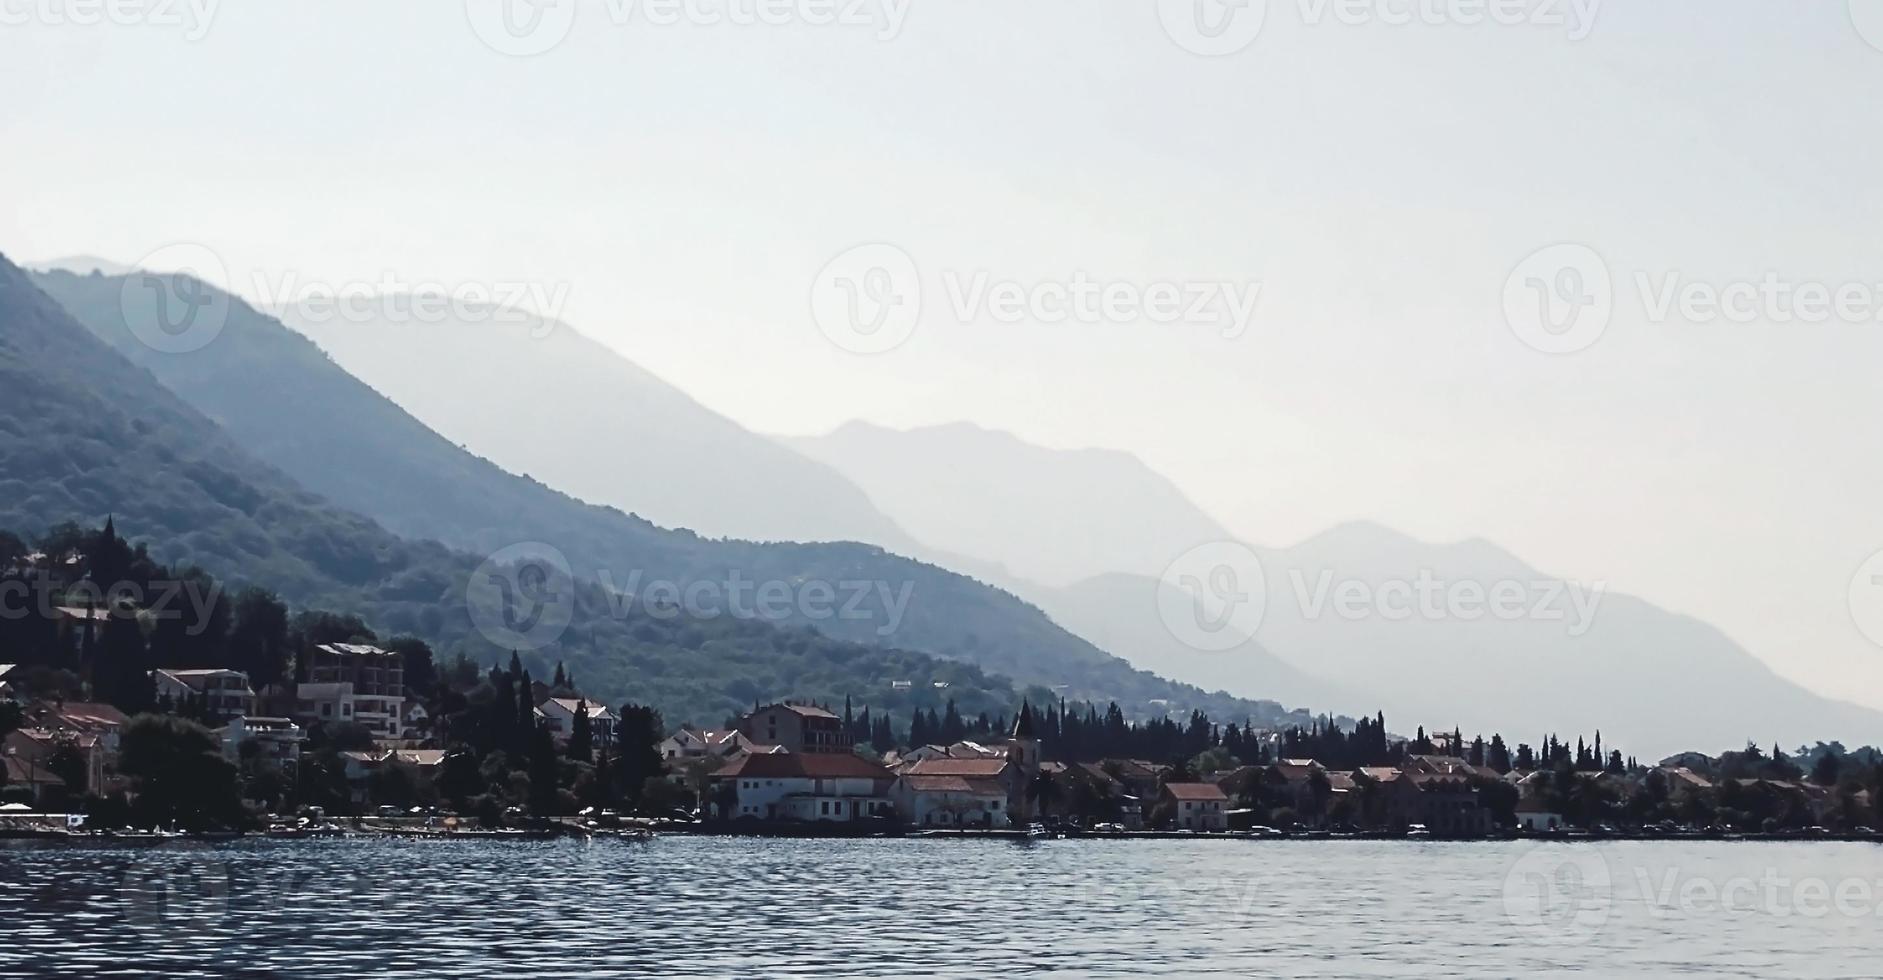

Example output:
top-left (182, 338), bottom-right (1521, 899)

top-left (1516, 799), bottom-right (1565, 832)
top-left (295, 643), bottom-right (405, 740)
top-left (4, 728), bottom-right (105, 797)
top-left (739, 702), bottom-right (852, 754)
top-left (890, 774), bottom-right (1010, 827)
top-left (1162, 782), bottom-right (1229, 831)
top-left (152, 668), bottom-right (258, 720)
top-left (3, 748), bottom-right (67, 804)
top-left (0, 664), bottom-right (16, 701)
top-left (25, 701), bottom-right (128, 755)
top-left (891, 704), bottom-right (1044, 827)
top-left (660, 726), bottom-right (760, 763)
top-left (715, 751), bottom-right (895, 822)
top-left (535, 698), bottom-right (616, 748)
top-left (218, 715), bottom-right (305, 774)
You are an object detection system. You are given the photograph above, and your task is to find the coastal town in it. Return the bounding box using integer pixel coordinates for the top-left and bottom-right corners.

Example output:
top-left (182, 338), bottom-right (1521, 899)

top-left (5, 636), bottom-right (1880, 841)
top-left (2, 524), bottom-right (1879, 842)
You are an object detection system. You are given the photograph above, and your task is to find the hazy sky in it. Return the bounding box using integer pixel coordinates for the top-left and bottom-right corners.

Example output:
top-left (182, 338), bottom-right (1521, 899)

top-left (6, 1), bottom-right (1883, 708)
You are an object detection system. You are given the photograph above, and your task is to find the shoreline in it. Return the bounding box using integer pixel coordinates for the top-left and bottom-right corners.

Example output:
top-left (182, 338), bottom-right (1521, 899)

top-left (4, 825), bottom-right (1879, 845)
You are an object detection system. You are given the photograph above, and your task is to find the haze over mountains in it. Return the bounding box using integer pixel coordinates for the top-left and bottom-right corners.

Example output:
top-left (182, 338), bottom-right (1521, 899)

top-left (281, 304), bottom-right (912, 550)
top-left (19, 254), bottom-right (1881, 756)
top-left (2, 254), bottom-right (1042, 727)
top-left (794, 423), bottom-right (1883, 758)
top-left (30, 264), bottom-right (1306, 729)
top-left (787, 421), bottom-right (1233, 588)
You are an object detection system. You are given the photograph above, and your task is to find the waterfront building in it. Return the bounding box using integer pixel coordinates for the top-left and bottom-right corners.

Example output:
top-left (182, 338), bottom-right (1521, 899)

top-left (535, 698), bottom-right (617, 748)
top-left (1161, 782), bottom-right (1230, 831)
top-left (738, 702), bottom-right (852, 754)
top-left (217, 715), bottom-right (305, 774)
top-left (714, 751), bottom-right (895, 822)
top-left (152, 668), bottom-right (258, 721)
top-left (660, 726), bottom-right (761, 763)
top-left (295, 643), bottom-right (405, 739)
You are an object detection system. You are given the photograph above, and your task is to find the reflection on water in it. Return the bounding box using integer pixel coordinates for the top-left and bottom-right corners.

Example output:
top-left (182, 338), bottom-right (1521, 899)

top-left (2, 838), bottom-right (1878, 978)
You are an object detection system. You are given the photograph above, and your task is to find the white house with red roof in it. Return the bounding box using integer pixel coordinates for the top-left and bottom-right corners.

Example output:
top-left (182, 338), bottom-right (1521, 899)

top-left (1161, 783), bottom-right (1230, 831)
top-left (661, 725), bottom-right (760, 763)
top-left (890, 771), bottom-right (1011, 827)
top-left (535, 698), bottom-right (616, 748)
top-left (714, 751), bottom-right (895, 822)
top-left (738, 702), bottom-right (851, 755)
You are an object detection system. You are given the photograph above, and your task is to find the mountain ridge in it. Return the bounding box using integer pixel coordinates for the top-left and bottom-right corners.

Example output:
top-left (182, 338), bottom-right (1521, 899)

top-left (33, 265), bottom-right (1318, 728)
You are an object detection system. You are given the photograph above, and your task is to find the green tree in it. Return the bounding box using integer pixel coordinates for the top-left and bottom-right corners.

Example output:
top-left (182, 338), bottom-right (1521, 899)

top-left (525, 726), bottom-right (562, 816)
top-left (567, 700), bottom-right (594, 764)
top-left (1811, 752), bottom-right (1841, 787)
top-left (227, 587), bottom-right (291, 687)
top-left (116, 714), bottom-right (243, 830)
top-left (612, 704), bottom-right (666, 808)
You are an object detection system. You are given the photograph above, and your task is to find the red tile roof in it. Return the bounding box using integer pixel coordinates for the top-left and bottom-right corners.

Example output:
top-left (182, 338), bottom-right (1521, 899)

top-left (4, 756), bottom-right (66, 785)
top-left (32, 702), bottom-right (128, 729)
top-left (901, 775), bottom-right (1006, 796)
top-left (905, 758), bottom-right (1011, 778)
top-left (715, 752), bottom-right (891, 781)
top-left (770, 703), bottom-right (839, 720)
top-left (1163, 782), bottom-right (1229, 802)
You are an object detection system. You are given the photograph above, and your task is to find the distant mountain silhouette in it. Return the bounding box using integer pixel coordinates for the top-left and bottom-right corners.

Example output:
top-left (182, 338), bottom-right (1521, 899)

top-left (34, 266), bottom-right (1314, 727)
top-left (797, 422), bottom-right (1883, 757)
top-left (282, 303), bottom-right (914, 550)
top-left (0, 255), bottom-right (1034, 727)
top-left (790, 421), bottom-right (1232, 586)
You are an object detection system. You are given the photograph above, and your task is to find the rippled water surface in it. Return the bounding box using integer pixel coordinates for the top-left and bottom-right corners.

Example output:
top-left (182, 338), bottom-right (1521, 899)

top-left (3, 837), bottom-right (1879, 978)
